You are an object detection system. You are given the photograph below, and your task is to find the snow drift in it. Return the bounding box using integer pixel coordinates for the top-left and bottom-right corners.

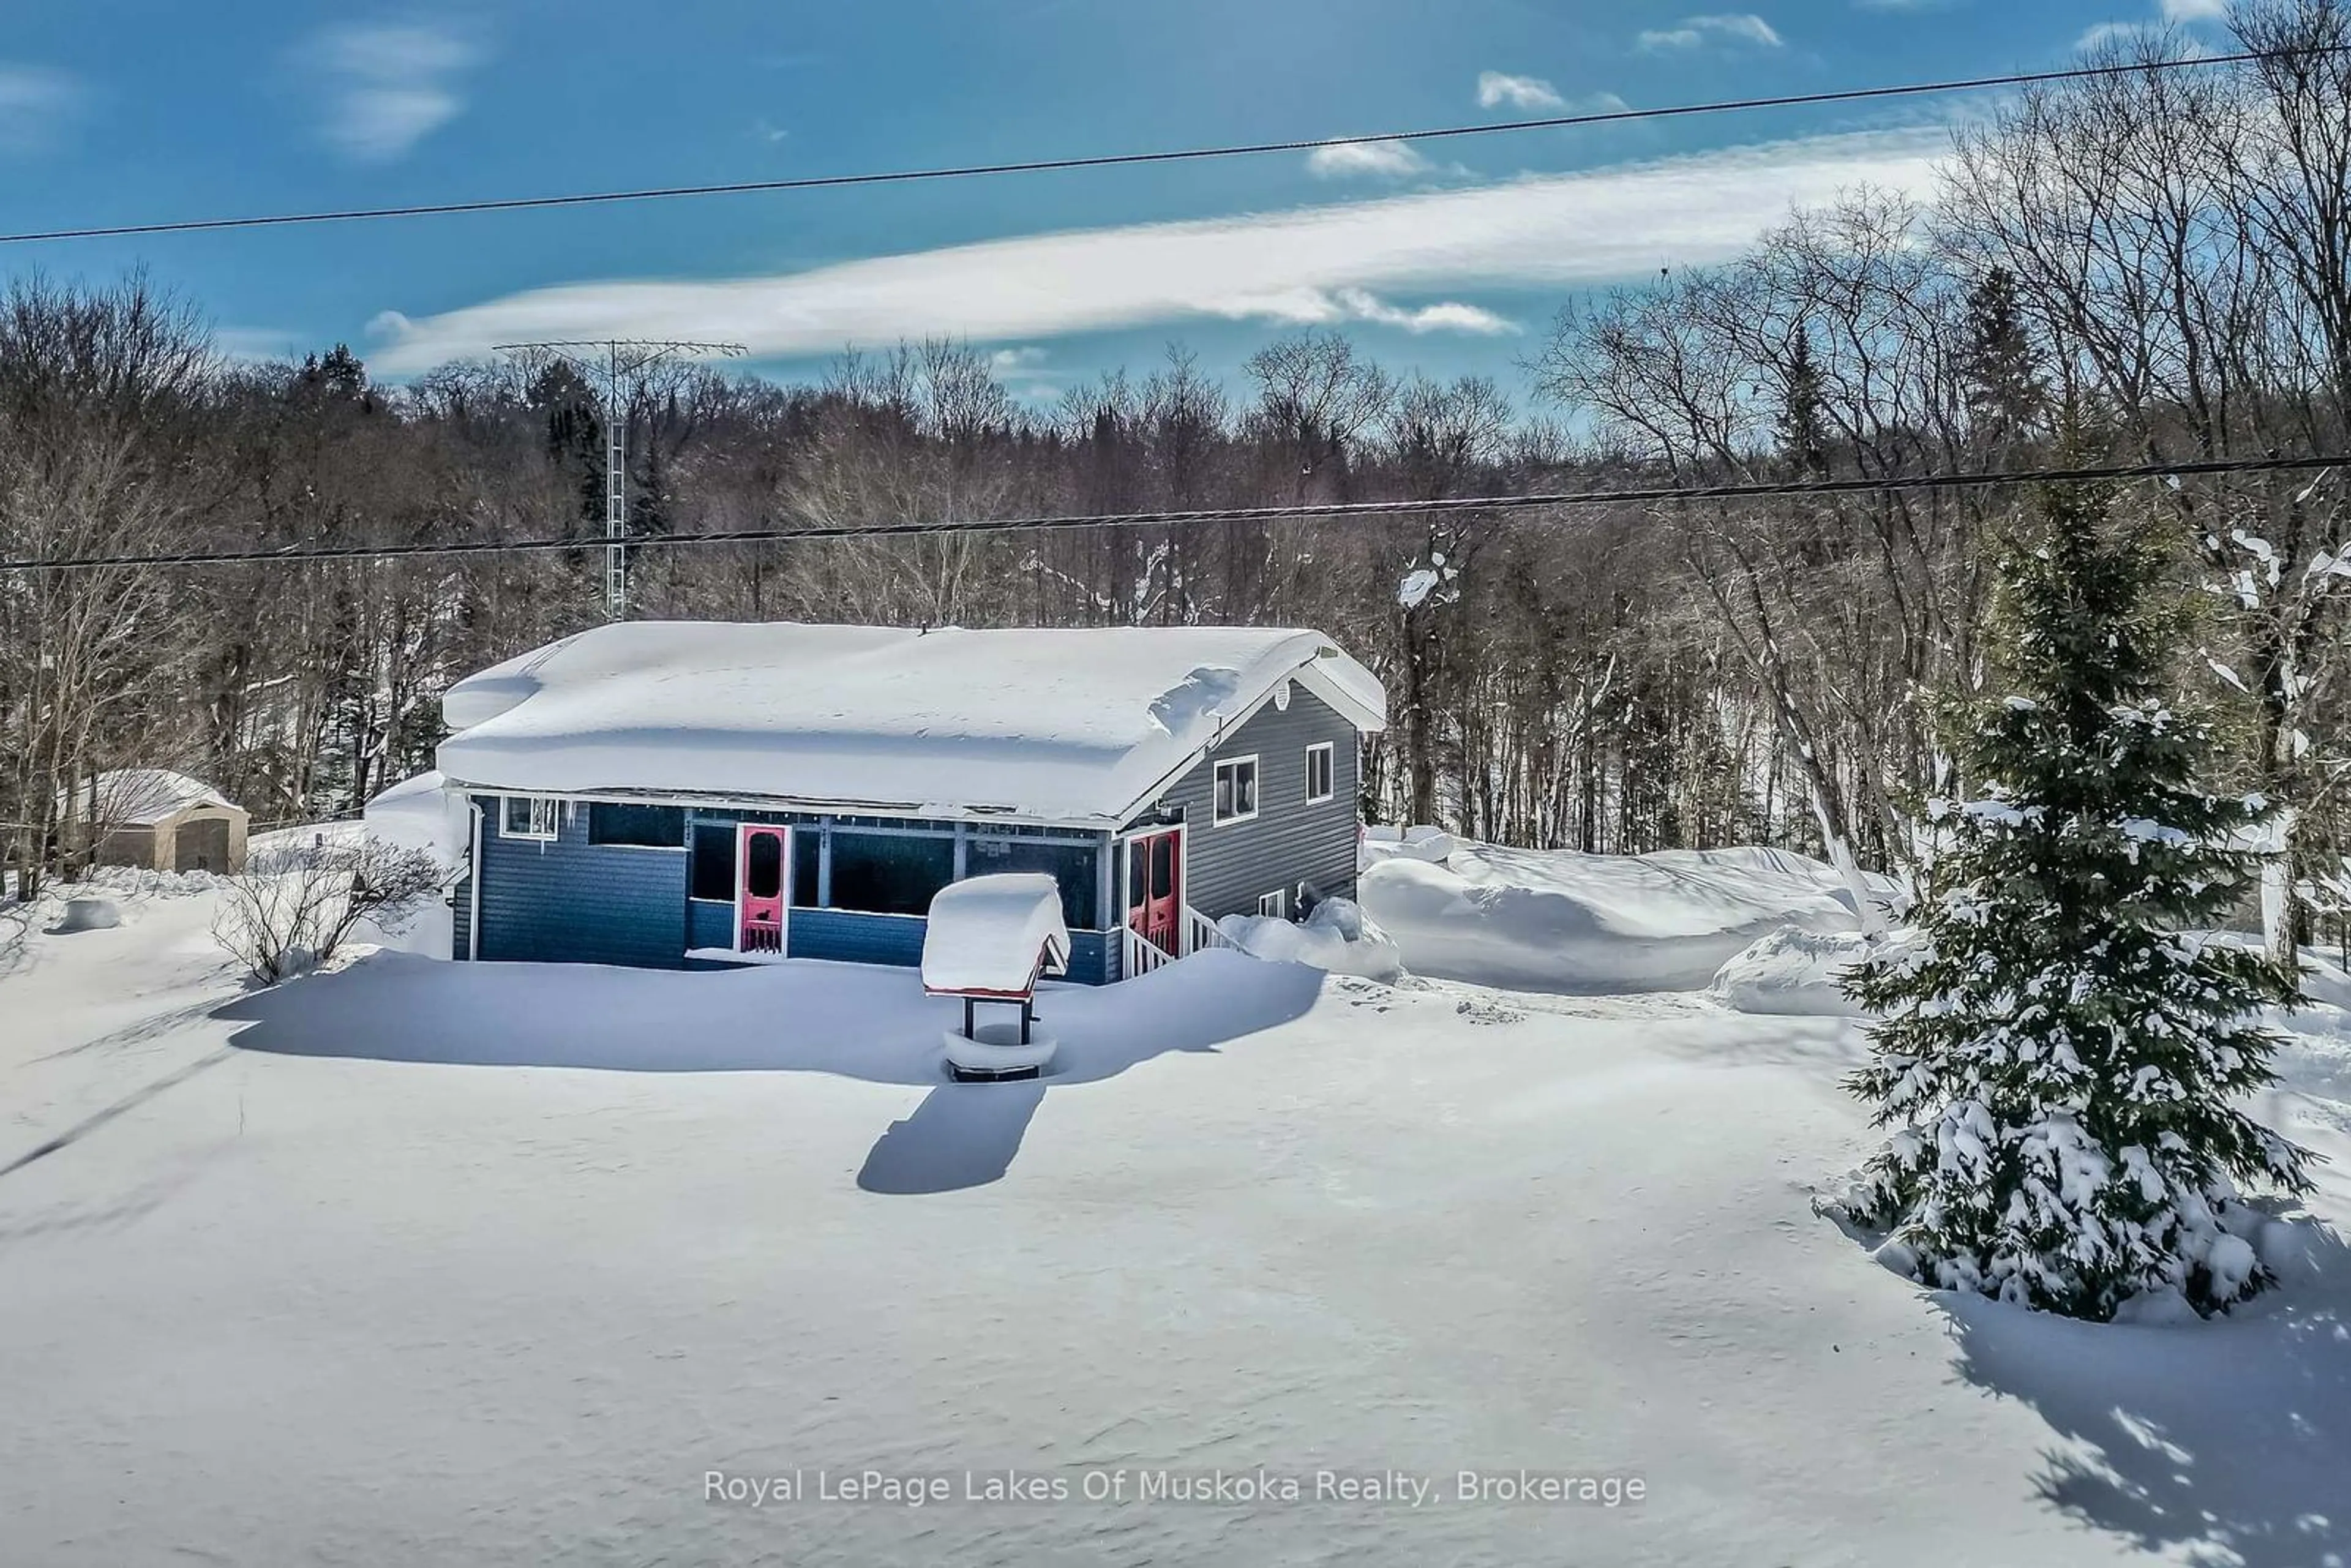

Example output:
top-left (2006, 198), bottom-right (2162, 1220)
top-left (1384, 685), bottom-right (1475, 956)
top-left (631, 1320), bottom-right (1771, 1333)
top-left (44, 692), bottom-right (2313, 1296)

top-left (1359, 839), bottom-right (1896, 993)
top-left (1216, 896), bottom-right (1403, 982)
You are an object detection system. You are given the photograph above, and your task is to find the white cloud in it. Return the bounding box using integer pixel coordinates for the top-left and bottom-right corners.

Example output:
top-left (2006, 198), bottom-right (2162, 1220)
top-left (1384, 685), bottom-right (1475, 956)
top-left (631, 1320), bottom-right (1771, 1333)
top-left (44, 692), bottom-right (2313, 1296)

top-left (989, 346), bottom-right (1049, 372)
top-left (2080, 0), bottom-right (2228, 48)
top-left (309, 22), bottom-right (484, 162)
top-left (1476, 71), bottom-right (1564, 110)
top-left (2075, 19), bottom-right (2147, 49)
top-left (1638, 13), bottom-right (1786, 49)
top-left (369, 127), bottom-right (1946, 375)
top-left (1305, 139), bottom-right (1433, 179)
top-left (0, 64), bottom-right (82, 155)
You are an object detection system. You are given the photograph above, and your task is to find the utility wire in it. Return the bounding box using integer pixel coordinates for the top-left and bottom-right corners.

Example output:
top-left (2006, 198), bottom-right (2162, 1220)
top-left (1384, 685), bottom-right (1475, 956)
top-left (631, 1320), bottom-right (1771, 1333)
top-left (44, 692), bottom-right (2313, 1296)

top-left (2, 455), bottom-right (2338, 575)
top-left (1, 46), bottom-right (2339, 246)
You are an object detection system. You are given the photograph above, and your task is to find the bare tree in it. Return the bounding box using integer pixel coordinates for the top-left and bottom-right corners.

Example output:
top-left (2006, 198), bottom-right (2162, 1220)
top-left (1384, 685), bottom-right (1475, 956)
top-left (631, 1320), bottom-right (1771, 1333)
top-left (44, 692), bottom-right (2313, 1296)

top-left (212, 834), bottom-right (447, 983)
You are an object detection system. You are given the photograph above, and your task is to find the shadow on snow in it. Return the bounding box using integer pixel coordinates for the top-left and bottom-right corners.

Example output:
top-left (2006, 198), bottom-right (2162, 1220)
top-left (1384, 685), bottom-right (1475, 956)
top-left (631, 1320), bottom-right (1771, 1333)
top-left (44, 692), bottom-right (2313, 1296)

top-left (212, 947), bottom-right (1325, 1196)
top-left (1935, 1218), bottom-right (2351, 1568)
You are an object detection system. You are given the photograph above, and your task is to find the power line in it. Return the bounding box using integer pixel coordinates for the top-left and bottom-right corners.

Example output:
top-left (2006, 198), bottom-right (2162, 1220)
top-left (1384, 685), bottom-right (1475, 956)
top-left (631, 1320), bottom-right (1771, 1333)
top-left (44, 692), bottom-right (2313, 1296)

top-left (1, 46), bottom-right (2338, 247)
top-left (2, 455), bottom-right (2338, 575)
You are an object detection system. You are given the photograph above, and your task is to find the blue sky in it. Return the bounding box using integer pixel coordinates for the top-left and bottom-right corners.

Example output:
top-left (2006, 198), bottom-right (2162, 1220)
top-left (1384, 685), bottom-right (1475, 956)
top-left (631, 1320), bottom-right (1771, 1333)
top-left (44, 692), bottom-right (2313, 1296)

top-left (0, 0), bottom-right (2227, 405)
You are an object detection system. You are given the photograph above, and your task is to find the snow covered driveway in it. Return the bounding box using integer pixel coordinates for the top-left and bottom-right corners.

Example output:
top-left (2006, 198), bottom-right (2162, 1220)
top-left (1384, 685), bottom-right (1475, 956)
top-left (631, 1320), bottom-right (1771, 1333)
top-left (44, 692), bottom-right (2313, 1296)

top-left (3, 883), bottom-right (2349, 1566)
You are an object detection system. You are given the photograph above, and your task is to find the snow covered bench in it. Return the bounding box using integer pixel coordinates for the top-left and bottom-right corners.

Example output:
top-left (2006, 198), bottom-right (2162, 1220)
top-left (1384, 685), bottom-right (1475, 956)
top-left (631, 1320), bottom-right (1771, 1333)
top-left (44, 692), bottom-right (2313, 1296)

top-left (922, 874), bottom-right (1071, 1081)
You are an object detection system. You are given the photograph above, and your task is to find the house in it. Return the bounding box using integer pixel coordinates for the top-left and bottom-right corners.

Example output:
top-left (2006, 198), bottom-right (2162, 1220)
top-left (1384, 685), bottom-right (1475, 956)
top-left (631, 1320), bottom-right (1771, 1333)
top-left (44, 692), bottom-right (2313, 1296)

top-left (61, 769), bottom-right (249, 874)
top-left (433, 621), bottom-right (1386, 984)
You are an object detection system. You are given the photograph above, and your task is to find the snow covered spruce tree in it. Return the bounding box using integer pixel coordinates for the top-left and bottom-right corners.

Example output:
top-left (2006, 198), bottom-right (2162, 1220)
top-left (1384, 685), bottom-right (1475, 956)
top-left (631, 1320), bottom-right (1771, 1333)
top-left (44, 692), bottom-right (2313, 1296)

top-left (1844, 481), bottom-right (2312, 1321)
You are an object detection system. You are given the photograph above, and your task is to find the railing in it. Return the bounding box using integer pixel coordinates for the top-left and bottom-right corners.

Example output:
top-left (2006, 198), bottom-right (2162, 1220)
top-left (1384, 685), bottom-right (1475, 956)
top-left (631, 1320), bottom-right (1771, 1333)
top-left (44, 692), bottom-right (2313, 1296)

top-left (1120, 906), bottom-right (1234, 981)
top-left (1122, 924), bottom-right (1178, 979)
top-left (1183, 905), bottom-right (1232, 955)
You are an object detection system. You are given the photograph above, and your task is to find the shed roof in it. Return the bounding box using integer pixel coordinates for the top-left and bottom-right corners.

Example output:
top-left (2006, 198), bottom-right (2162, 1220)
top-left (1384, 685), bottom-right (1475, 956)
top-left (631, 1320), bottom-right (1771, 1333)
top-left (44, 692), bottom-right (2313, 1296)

top-left (436, 620), bottom-right (1384, 827)
top-left (62, 768), bottom-right (240, 827)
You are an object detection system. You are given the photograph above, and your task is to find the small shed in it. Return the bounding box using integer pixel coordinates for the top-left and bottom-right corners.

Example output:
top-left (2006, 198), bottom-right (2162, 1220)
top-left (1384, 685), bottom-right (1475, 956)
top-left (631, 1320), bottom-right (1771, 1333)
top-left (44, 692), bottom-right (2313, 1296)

top-left (64, 769), bottom-right (249, 874)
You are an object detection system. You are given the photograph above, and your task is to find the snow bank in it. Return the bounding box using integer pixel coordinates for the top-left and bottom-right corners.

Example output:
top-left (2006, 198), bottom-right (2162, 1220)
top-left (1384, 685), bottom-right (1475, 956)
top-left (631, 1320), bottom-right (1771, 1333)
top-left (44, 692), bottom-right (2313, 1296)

top-left (1360, 841), bottom-right (1897, 993)
top-left (2187, 930), bottom-right (2351, 1038)
top-left (921, 873), bottom-right (1070, 994)
top-left (362, 770), bottom-right (470, 867)
top-left (1216, 896), bottom-right (1403, 983)
top-left (1359, 823), bottom-right (1455, 869)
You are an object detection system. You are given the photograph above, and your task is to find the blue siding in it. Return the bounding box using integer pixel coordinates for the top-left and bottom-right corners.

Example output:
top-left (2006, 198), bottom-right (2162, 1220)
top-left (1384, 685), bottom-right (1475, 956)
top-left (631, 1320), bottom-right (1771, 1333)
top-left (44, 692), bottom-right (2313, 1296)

top-left (472, 797), bottom-right (688, 968)
top-left (452, 873), bottom-right (473, 961)
top-left (686, 898), bottom-right (733, 951)
top-left (784, 907), bottom-right (928, 967)
top-left (1067, 929), bottom-right (1114, 987)
top-left (467, 800), bottom-right (1138, 984)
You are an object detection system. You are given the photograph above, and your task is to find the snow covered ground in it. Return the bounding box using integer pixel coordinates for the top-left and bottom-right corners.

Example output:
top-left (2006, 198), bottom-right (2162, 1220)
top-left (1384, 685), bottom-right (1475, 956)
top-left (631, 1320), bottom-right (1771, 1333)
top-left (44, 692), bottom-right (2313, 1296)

top-left (4, 872), bottom-right (2350, 1566)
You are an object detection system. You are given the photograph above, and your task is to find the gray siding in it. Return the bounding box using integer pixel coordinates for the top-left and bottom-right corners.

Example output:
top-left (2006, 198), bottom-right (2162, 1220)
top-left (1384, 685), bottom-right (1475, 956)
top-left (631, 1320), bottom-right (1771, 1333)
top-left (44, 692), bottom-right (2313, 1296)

top-left (1134, 686), bottom-right (1361, 922)
top-left (472, 797), bottom-right (689, 967)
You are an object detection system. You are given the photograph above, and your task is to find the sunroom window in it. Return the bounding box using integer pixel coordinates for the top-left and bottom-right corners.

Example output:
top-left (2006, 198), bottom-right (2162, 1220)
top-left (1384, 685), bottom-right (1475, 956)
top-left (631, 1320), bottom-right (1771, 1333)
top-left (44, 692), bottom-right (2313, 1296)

top-left (501, 795), bottom-right (558, 839)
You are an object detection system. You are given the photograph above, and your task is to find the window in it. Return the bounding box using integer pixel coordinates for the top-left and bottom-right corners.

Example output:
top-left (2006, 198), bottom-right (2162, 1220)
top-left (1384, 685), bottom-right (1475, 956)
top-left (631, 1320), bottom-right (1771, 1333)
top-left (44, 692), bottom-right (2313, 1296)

top-left (969, 831), bottom-right (1101, 929)
top-left (793, 830), bottom-right (821, 906)
top-left (1258, 888), bottom-right (1289, 919)
top-left (501, 795), bottom-right (557, 840)
top-left (1212, 756), bottom-right (1259, 825)
top-left (828, 830), bottom-right (954, 916)
top-left (1303, 742), bottom-right (1335, 804)
top-left (689, 822), bottom-right (736, 901)
top-left (588, 803), bottom-right (685, 848)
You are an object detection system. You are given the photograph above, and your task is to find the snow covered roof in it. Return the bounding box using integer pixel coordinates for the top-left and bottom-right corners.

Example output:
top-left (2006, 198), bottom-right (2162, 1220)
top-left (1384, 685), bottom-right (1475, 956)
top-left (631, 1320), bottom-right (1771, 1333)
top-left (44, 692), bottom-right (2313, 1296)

top-left (436, 621), bottom-right (1384, 826)
top-left (920, 873), bottom-right (1071, 994)
top-left (61, 768), bottom-right (239, 827)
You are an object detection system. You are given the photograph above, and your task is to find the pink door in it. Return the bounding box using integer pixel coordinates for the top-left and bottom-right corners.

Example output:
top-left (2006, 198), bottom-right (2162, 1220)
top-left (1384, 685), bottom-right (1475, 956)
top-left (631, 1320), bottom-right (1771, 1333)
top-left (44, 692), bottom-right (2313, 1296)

top-left (1126, 828), bottom-right (1182, 954)
top-left (739, 825), bottom-right (788, 953)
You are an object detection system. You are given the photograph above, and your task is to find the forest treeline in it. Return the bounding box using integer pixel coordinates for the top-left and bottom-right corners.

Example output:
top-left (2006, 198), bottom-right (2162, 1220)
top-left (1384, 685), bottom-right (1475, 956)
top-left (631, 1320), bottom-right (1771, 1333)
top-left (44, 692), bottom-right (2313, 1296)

top-left (4, 0), bottom-right (2348, 953)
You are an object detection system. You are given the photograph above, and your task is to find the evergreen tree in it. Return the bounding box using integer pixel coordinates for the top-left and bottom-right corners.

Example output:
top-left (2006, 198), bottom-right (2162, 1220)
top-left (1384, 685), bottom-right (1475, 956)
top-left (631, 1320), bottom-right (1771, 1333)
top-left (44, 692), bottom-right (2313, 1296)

top-left (1959, 268), bottom-right (2045, 443)
top-left (1844, 481), bottom-right (2312, 1321)
top-left (1774, 327), bottom-right (1829, 476)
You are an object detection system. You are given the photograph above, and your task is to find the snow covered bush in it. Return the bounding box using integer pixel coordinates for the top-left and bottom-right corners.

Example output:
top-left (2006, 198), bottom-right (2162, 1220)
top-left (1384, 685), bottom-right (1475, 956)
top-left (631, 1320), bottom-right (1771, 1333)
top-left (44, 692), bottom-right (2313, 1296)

top-left (1844, 482), bottom-right (2313, 1321)
top-left (212, 835), bottom-right (447, 984)
top-left (1711, 928), bottom-right (1890, 1017)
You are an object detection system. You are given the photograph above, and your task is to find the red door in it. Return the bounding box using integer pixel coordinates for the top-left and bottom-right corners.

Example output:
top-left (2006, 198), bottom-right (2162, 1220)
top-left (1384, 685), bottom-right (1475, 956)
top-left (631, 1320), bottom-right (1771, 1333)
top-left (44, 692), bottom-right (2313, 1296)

top-left (1126, 828), bottom-right (1182, 954)
top-left (739, 825), bottom-right (789, 953)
